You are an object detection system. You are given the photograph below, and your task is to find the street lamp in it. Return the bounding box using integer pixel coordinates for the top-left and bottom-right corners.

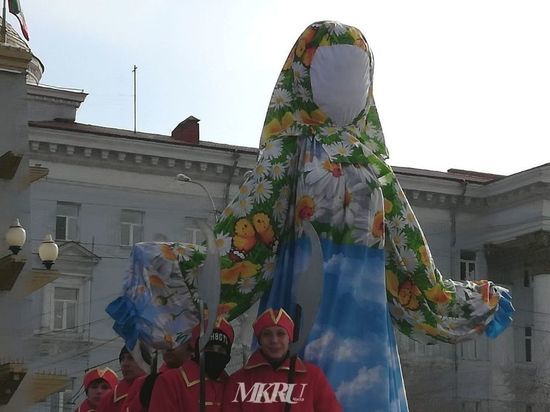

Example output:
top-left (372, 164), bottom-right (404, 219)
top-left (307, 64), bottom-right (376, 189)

top-left (176, 173), bottom-right (219, 218)
top-left (38, 234), bottom-right (58, 270)
top-left (5, 219), bottom-right (26, 255)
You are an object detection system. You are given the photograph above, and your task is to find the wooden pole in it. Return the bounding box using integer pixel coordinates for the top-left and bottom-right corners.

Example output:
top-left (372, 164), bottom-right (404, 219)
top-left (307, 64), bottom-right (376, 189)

top-left (285, 304), bottom-right (302, 412)
top-left (199, 300), bottom-right (206, 412)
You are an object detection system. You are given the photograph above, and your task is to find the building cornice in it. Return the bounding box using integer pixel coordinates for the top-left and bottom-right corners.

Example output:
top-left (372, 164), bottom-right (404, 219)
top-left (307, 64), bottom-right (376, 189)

top-left (27, 84), bottom-right (87, 107)
top-left (28, 122), bottom-right (550, 211)
top-left (28, 126), bottom-right (258, 182)
top-left (468, 164), bottom-right (550, 197)
top-left (0, 43), bottom-right (32, 73)
top-left (399, 168), bottom-right (550, 212)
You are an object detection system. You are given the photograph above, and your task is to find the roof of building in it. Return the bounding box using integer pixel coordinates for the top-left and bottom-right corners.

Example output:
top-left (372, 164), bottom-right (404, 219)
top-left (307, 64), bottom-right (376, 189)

top-left (29, 120), bottom-right (259, 154)
top-left (394, 166), bottom-right (503, 184)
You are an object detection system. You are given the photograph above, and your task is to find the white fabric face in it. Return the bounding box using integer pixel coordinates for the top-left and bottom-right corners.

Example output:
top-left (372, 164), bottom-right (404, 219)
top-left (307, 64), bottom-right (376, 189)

top-left (310, 44), bottom-right (371, 127)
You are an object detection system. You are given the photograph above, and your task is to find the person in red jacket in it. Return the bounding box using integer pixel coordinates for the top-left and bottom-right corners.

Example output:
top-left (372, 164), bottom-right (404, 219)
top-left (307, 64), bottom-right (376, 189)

top-left (223, 308), bottom-right (342, 412)
top-left (75, 367), bottom-right (118, 412)
top-left (96, 343), bottom-right (151, 412)
top-left (148, 317), bottom-right (234, 411)
top-left (122, 341), bottom-right (192, 411)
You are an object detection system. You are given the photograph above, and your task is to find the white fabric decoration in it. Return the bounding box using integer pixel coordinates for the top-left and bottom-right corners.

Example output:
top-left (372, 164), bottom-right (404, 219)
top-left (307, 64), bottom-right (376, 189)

top-left (310, 44), bottom-right (371, 127)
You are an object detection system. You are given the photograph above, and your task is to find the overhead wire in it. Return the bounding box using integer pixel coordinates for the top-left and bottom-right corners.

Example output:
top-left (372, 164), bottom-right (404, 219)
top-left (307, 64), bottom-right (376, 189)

top-left (33, 336), bottom-right (120, 371)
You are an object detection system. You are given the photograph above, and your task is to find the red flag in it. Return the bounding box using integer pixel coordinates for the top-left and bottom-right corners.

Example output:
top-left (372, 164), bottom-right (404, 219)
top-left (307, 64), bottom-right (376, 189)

top-left (8, 0), bottom-right (29, 41)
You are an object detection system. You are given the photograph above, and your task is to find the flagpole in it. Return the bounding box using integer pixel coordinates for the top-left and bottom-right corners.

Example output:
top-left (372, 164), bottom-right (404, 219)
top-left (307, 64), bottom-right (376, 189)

top-left (133, 65), bottom-right (137, 133)
top-left (1, 0), bottom-right (7, 44)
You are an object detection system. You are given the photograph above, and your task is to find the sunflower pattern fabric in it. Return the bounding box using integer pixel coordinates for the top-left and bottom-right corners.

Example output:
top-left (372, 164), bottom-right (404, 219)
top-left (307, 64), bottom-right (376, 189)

top-left (106, 21), bottom-right (513, 411)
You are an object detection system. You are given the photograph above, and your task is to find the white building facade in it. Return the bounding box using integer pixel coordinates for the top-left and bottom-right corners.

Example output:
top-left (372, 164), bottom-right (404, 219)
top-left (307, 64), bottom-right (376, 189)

top-left (1, 25), bottom-right (549, 411)
top-left (26, 88), bottom-right (258, 410)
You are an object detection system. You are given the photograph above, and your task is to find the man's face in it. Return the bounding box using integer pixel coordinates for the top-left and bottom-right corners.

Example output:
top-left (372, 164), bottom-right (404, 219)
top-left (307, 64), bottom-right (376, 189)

top-left (259, 326), bottom-right (289, 361)
top-left (119, 352), bottom-right (146, 382)
top-left (86, 379), bottom-right (110, 407)
top-left (162, 343), bottom-right (191, 369)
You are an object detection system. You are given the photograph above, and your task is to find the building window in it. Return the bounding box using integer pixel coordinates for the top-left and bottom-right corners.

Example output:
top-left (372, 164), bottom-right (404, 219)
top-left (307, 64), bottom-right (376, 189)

top-left (50, 388), bottom-right (75, 412)
top-left (120, 209), bottom-right (144, 246)
top-left (460, 339), bottom-right (477, 360)
top-left (55, 202), bottom-right (79, 241)
top-left (183, 217), bottom-right (207, 244)
top-left (523, 270), bottom-right (531, 287)
top-left (525, 327), bottom-right (532, 362)
top-left (53, 287), bottom-right (78, 331)
top-left (460, 250), bottom-right (476, 281)
top-left (50, 391), bottom-right (60, 411)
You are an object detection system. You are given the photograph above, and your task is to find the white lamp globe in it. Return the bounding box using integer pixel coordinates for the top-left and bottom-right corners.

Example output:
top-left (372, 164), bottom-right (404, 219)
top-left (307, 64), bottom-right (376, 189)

top-left (39, 234), bottom-right (58, 269)
top-left (6, 219), bottom-right (26, 255)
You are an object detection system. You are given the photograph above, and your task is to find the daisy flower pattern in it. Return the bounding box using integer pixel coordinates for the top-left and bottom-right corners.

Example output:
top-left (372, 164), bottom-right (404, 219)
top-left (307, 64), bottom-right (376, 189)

top-left (391, 231), bottom-right (407, 249)
top-left (237, 276), bottom-right (257, 294)
top-left (253, 178), bottom-right (273, 203)
top-left (215, 232), bottom-right (232, 255)
top-left (238, 180), bottom-right (254, 198)
top-left (292, 61), bottom-right (307, 83)
top-left (295, 84), bottom-right (312, 102)
top-left (261, 138), bottom-right (283, 160)
top-left (271, 162), bottom-right (286, 180)
top-left (234, 196), bottom-right (253, 217)
top-left (397, 246), bottom-right (418, 272)
top-left (325, 141), bottom-right (352, 159)
top-left (342, 132), bottom-right (361, 148)
top-left (326, 21), bottom-right (348, 36)
top-left (305, 157), bottom-right (345, 197)
top-left (261, 256), bottom-right (276, 281)
top-left (272, 196), bottom-right (288, 224)
top-left (253, 159), bottom-right (271, 179)
top-left (269, 88), bottom-right (292, 109)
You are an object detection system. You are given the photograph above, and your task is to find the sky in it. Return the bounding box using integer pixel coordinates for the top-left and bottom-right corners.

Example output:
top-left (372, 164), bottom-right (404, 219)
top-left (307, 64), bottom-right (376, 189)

top-left (13, 0), bottom-right (550, 175)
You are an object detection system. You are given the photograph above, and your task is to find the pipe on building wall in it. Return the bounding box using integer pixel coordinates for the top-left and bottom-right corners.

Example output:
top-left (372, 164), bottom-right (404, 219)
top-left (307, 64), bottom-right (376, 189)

top-left (450, 179), bottom-right (469, 264)
top-left (451, 179), bottom-right (468, 400)
top-left (223, 150), bottom-right (240, 206)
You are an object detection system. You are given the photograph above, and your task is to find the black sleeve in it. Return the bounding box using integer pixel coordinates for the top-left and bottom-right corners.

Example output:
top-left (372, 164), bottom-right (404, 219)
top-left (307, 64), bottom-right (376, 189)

top-left (139, 371), bottom-right (160, 409)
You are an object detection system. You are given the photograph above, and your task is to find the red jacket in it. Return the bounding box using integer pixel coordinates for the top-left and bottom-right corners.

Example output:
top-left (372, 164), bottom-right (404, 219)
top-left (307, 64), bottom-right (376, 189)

top-left (149, 359), bottom-right (227, 411)
top-left (75, 399), bottom-right (97, 412)
top-left (96, 380), bottom-right (133, 412)
top-left (122, 364), bottom-right (170, 412)
top-left (121, 376), bottom-right (146, 412)
top-left (223, 351), bottom-right (342, 412)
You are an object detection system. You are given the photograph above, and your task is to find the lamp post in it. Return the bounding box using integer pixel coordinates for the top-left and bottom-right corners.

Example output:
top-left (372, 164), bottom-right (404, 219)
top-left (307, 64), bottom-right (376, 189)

top-left (5, 219), bottom-right (26, 255)
top-left (176, 173), bottom-right (219, 218)
top-left (38, 234), bottom-right (58, 270)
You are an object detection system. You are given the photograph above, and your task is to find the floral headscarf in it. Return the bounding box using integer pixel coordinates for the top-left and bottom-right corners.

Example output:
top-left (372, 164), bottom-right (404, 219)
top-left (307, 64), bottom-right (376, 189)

top-left (260, 20), bottom-right (389, 161)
